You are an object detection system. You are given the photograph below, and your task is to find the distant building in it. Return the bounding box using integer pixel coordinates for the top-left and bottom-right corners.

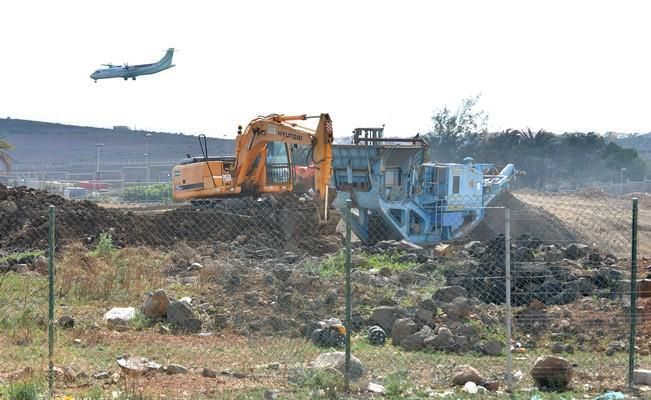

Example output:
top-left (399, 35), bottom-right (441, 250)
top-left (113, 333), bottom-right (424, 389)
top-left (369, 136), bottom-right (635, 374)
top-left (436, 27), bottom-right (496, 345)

top-left (113, 125), bottom-right (131, 131)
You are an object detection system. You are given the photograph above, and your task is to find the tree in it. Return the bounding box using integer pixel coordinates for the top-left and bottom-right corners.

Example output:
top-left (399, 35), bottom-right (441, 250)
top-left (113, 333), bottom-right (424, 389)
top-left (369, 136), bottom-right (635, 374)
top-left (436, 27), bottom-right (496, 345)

top-left (0, 138), bottom-right (12, 173)
top-left (425, 95), bottom-right (488, 161)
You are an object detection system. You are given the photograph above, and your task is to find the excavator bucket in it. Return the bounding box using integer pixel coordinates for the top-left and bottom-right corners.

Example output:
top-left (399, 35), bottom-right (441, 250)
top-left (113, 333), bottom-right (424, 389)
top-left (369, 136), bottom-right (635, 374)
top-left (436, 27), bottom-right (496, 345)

top-left (312, 114), bottom-right (333, 200)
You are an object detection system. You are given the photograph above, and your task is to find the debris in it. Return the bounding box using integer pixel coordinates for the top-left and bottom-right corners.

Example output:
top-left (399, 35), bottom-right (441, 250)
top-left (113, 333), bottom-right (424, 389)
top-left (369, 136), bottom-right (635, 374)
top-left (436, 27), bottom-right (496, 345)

top-left (367, 325), bottom-right (387, 346)
top-left (116, 355), bottom-right (161, 376)
top-left (311, 318), bottom-right (346, 347)
top-left (367, 382), bottom-right (385, 394)
top-left (462, 381), bottom-right (478, 394)
top-left (634, 369), bottom-right (651, 385)
top-left (312, 352), bottom-right (364, 381)
top-left (104, 307), bottom-right (135, 326)
top-left (391, 318), bottom-right (418, 346)
top-left (593, 392), bottom-right (625, 400)
top-left (93, 370), bottom-right (109, 380)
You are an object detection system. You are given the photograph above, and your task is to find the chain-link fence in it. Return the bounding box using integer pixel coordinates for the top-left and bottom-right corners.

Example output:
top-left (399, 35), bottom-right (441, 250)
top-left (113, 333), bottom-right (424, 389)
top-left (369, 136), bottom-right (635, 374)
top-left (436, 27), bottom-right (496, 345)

top-left (0, 186), bottom-right (644, 399)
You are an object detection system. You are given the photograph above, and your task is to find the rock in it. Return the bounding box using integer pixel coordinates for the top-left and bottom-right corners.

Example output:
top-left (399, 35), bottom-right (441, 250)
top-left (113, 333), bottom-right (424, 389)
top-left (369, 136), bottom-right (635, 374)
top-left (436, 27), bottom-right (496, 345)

top-left (15, 264), bottom-right (29, 274)
top-left (397, 253), bottom-right (418, 264)
top-left (312, 352), bottom-right (364, 381)
top-left (397, 270), bottom-right (418, 286)
top-left (484, 381), bottom-right (500, 391)
top-left (167, 301), bottom-right (202, 332)
top-left (391, 318), bottom-right (418, 346)
top-left (165, 364), bottom-right (189, 375)
top-left (415, 308), bottom-right (435, 326)
top-left (367, 382), bottom-right (385, 394)
top-left (639, 279), bottom-right (651, 298)
top-left (606, 341), bottom-right (625, 356)
top-left (586, 252), bottom-right (602, 265)
top-left (159, 325), bottom-right (170, 334)
top-left (143, 289), bottom-right (171, 319)
top-left (482, 339), bottom-right (503, 356)
top-left (462, 381), bottom-right (478, 394)
top-left (351, 254), bottom-right (368, 268)
top-left (451, 365), bottom-right (484, 386)
top-left (442, 296), bottom-right (472, 320)
top-left (93, 370), bottom-right (109, 380)
top-left (189, 262), bottom-right (203, 271)
top-left (425, 326), bottom-right (456, 351)
top-left (104, 307), bottom-right (135, 326)
top-left (418, 298), bottom-right (437, 312)
top-left (530, 356), bottom-right (573, 390)
top-left (455, 323), bottom-right (479, 339)
top-left (202, 367), bottom-right (218, 378)
top-left (372, 306), bottom-right (406, 333)
top-left (634, 369), bottom-right (651, 385)
top-left (30, 255), bottom-right (48, 275)
top-left (434, 243), bottom-right (451, 255)
top-left (432, 286), bottom-right (468, 303)
top-left (514, 247), bottom-right (535, 262)
top-left (117, 355), bottom-right (161, 376)
top-left (73, 339), bottom-right (82, 345)
top-left (551, 342), bottom-right (565, 353)
top-left (544, 247), bottom-right (564, 263)
top-left (564, 243), bottom-right (589, 260)
top-left (0, 200), bottom-right (18, 213)
top-left (263, 389), bottom-right (278, 400)
top-left (58, 315), bottom-right (75, 329)
top-left (378, 267), bottom-right (393, 277)
top-left (400, 326), bottom-right (432, 351)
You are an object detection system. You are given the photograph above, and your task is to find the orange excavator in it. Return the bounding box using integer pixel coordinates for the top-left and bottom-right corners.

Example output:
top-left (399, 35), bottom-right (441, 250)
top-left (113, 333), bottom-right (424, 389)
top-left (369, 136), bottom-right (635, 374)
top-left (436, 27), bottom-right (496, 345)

top-left (171, 113), bottom-right (333, 207)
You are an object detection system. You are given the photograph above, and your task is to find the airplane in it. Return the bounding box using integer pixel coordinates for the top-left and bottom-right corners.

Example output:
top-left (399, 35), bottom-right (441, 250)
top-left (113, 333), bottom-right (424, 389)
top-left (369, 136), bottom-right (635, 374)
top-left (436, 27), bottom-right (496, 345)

top-left (90, 48), bottom-right (175, 82)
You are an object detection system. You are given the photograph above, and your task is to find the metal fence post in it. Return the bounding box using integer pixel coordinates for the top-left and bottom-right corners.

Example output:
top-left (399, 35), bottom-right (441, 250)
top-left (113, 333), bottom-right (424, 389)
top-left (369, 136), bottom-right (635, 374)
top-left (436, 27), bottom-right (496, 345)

top-left (344, 199), bottom-right (352, 393)
top-left (629, 198), bottom-right (639, 389)
top-left (48, 205), bottom-right (56, 398)
top-left (504, 207), bottom-right (513, 392)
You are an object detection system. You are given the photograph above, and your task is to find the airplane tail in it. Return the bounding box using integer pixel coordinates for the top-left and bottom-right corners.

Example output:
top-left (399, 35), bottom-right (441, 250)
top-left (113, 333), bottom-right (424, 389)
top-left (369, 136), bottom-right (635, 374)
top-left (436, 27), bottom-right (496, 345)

top-left (159, 48), bottom-right (174, 68)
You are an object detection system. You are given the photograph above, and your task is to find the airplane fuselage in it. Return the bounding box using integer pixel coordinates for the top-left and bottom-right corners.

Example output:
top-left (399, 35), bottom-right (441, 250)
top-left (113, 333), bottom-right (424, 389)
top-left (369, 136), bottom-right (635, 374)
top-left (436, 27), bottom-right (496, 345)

top-left (90, 48), bottom-right (175, 81)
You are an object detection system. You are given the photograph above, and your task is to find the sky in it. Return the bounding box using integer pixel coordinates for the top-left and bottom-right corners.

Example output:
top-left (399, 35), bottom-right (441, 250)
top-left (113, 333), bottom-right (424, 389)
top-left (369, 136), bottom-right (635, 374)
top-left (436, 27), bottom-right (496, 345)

top-left (1, 0), bottom-right (650, 139)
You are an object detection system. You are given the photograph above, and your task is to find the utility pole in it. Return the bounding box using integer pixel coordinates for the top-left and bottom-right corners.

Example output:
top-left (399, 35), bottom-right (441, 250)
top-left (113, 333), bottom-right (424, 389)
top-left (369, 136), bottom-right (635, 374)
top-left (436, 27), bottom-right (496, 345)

top-left (94, 143), bottom-right (104, 195)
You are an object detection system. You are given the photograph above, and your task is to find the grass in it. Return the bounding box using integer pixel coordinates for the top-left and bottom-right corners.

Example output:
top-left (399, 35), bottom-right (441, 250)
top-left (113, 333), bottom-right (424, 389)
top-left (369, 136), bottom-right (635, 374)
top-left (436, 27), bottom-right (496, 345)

top-left (304, 250), bottom-right (420, 279)
top-left (0, 381), bottom-right (41, 400)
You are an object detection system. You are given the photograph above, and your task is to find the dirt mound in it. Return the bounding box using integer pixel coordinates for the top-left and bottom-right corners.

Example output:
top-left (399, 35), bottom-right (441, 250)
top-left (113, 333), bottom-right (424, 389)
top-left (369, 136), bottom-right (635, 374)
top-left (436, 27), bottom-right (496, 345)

top-left (469, 191), bottom-right (577, 244)
top-left (0, 184), bottom-right (338, 255)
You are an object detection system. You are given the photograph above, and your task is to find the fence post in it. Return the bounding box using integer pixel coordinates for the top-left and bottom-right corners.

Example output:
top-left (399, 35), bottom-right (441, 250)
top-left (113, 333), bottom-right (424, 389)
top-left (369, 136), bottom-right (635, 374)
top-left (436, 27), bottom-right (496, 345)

top-left (629, 198), bottom-right (639, 389)
top-left (344, 199), bottom-right (352, 393)
top-left (504, 207), bottom-right (513, 392)
top-left (48, 205), bottom-right (56, 398)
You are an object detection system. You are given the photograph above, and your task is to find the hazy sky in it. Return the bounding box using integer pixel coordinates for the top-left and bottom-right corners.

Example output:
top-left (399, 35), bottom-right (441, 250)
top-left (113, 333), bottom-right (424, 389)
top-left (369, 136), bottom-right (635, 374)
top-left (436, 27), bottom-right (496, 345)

top-left (1, 0), bottom-right (650, 138)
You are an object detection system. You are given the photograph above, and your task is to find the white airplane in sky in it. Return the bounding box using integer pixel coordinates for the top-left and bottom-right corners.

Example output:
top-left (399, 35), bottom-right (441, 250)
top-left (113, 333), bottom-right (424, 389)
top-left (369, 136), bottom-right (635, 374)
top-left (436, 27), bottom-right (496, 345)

top-left (90, 48), bottom-right (175, 82)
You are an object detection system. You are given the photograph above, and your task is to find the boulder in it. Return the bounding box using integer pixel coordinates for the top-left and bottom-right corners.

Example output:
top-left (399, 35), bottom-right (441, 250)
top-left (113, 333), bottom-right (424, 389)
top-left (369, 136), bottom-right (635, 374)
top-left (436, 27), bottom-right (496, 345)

top-left (530, 356), bottom-right (573, 390)
top-left (391, 318), bottom-right (418, 346)
top-left (513, 247), bottom-right (535, 262)
top-left (639, 279), bottom-right (651, 298)
top-left (564, 243), bottom-right (589, 260)
top-left (415, 308), bottom-right (435, 327)
top-left (372, 306), bottom-right (406, 333)
top-left (143, 289), bottom-right (171, 319)
top-left (425, 326), bottom-right (456, 351)
top-left (397, 270), bottom-right (418, 286)
top-left (400, 326), bottom-right (431, 352)
top-left (117, 356), bottom-right (161, 376)
top-left (432, 286), bottom-right (468, 303)
top-left (544, 247), bottom-right (564, 263)
top-left (442, 296), bottom-right (473, 320)
top-left (165, 364), bottom-right (189, 375)
top-left (451, 365), bottom-right (484, 386)
top-left (312, 352), bottom-right (364, 381)
top-left (167, 301), bottom-right (202, 332)
top-left (58, 315), bottom-right (75, 329)
top-left (32, 256), bottom-right (48, 275)
top-left (104, 307), bottom-right (135, 326)
top-left (481, 340), bottom-right (503, 356)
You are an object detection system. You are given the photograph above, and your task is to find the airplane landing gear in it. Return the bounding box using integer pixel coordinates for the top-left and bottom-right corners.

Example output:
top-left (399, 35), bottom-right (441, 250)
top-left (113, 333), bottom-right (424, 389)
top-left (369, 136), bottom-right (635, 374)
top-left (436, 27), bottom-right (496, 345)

top-left (132, 77), bottom-right (136, 80)
top-left (124, 77), bottom-right (128, 81)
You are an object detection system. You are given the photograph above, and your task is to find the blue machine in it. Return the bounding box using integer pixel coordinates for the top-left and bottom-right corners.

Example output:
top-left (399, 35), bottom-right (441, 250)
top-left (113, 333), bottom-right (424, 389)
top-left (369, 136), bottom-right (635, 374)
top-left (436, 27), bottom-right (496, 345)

top-left (331, 128), bottom-right (515, 245)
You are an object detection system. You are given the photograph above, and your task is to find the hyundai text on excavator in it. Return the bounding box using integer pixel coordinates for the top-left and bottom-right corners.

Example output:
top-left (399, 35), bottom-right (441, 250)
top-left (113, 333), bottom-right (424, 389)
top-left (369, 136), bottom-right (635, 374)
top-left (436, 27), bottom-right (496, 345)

top-left (171, 113), bottom-right (334, 216)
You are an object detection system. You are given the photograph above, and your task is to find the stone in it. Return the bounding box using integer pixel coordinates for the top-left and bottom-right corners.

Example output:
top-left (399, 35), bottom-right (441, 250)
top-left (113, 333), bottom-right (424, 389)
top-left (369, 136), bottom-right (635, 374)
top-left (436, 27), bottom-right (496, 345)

top-left (514, 247), bottom-right (535, 262)
top-left (400, 326), bottom-right (432, 351)
top-left (391, 318), bottom-right (418, 346)
top-left (263, 389), bottom-right (278, 400)
top-left (189, 262), bottom-right (203, 271)
top-left (415, 308), bottom-right (435, 326)
top-left (167, 301), bottom-right (202, 332)
top-left (544, 247), bottom-right (564, 263)
top-left (530, 356), bottom-right (573, 390)
top-left (455, 323), bottom-right (479, 339)
top-left (202, 368), bottom-right (218, 378)
top-left (372, 306), bottom-right (406, 333)
top-left (397, 253), bottom-right (418, 264)
top-left (15, 264), bottom-right (29, 274)
top-left (425, 326), bottom-right (456, 351)
top-left (165, 364), bottom-right (189, 374)
top-left (58, 315), bottom-right (75, 329)
top-left (367, 382), bottom-right (385, 394)
top-left (639, 279), bottom-right (651, 298)
top-left (442, 296), bottom-right (472, 320)
top-left (634, 369), bottom-right (651, 385)
top-left (434, 243), bottom-right (451, 255)
top-left (104, 307), bottom-right (135, 326)
top-left (462, 381), bottom-right (478, 394)
top-left (606, 341), bottom-right (625, 356)
top-left (451, 365), bottom-right (484, 386)
top-left (378, 267), bottom-right (393, 277)
top-left (432, 286), bottom-right (468, 303)
top-left (0, 200), bottom-right (18, 214)
top-left (484, 381), bottom-right (500, 391)
top-left (551, 342), bottom-right (565, 353)
top-left (351, 254), bottom-right (368, 268)
top-left (564, 243), bottom-right (589, 260)
top-left (397, 270), bottom-right (418, 286)
top-left (312, 352), bottom-right (364, 381)
top-left (117, 356), bottom-right (161, 376)
top-left (482, 339), bottom-right (503, 356)
top-left (31, 255), bottom-right (48, 275)
top-left (143, 289), bottom-right (171, 319)
top-left (93, 370), bottom-right (109, 380)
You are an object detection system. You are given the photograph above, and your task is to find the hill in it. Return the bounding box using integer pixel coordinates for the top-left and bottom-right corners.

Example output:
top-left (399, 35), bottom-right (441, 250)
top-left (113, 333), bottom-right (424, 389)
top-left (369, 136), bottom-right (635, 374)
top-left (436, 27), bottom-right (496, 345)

top-left (0, 118), bottom-right (234, 171)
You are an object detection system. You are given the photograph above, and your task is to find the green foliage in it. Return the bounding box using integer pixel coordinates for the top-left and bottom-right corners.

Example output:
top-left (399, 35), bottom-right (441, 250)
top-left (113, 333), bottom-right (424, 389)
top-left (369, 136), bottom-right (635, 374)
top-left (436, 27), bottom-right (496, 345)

top-left (122, 183), bottom-right (172, 203)
top-left (0, 137), bottom-right (13, 173)
top-left (424, 97), bottom-right (648, 187)
top-left (93, 232), bottom-right (114, 258)
top-left (1, 381), bottom-right (40, 400)
top-left (304, 251), bottom-right (345, 278)
top-left (0, 250), bottom-right (44, 264)
top-left (365, 252), bottom-right (417, 272)
top-left (289, 366), bottom-right (346, 400)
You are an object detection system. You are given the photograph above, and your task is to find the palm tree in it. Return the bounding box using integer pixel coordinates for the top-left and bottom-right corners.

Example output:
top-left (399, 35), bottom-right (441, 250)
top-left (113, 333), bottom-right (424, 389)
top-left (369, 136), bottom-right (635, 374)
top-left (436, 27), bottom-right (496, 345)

top-left (0, 138), bottom-right (13, 173)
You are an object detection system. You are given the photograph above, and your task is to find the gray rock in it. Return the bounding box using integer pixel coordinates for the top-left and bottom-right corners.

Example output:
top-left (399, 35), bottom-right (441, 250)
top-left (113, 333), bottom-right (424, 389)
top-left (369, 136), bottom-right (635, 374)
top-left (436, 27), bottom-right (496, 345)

top-left (0, 200), bottom-right (18, 214)
top-left (312, 352), bottom-right (364, 381)
top-left (415, 308), bottom-right (435, 327)
top-left (143, 289), bottom-right (171, 319)
top-left (606, 341), bottom-right (625, 356)
top-left (482, 340), bottom-right (503, 356)
top-left (93, 370), bottom-right (109, 380)
top-left (397, 253), bottom-right (418, 264)
top-left (263, 390), bottom-right (278, 400)
top-left (167, 301), bottom-right (201, 332)
top-left (165, 364), bottom-right (189, 375)
top-left (391, 318), bottom-right (418, 346)
top-left (397, 270), bottom-right (418, 286)
top-left (432, 286), bottom-right (468, 303)
top-left (418, 298), bottom-right (437, 312)
top-left (530, 356), bottom-right (573, 390)
top-left (514, 247), bottom-right (535, 262)
top-left (452, 365), bottom-right (484, 386)
top-left (425, 326), bottom-right (456, 351)
top-left (442, 296), bottom-right (473, 320)
top-left (104, 307), bottom-right (135, 327)
top-left (202, 368), bottom-right (218, 378)
top-left (564, 243), bottom-right (589, 260)
top-left (455, 323), bottom-right (479, 339)
top-left (58, 315), bottom-right (75, 329)
top-left (400, 326), bottom-right (432, 351)
top-left (544, 247), bottom-right (564, 263)
top-left (372, 306), bottom-right (406, 333)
